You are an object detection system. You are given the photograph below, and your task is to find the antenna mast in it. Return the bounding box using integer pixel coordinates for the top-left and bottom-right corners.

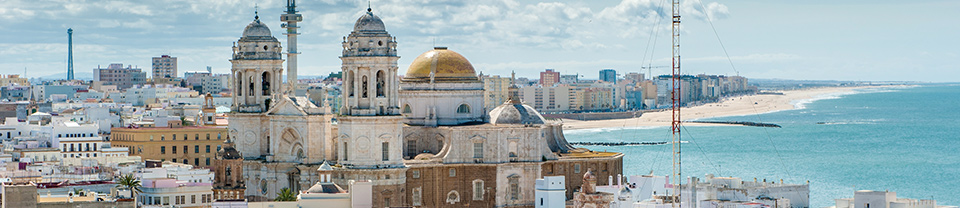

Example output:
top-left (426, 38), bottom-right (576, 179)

top-left (671, 0), bottom-right (682, 206)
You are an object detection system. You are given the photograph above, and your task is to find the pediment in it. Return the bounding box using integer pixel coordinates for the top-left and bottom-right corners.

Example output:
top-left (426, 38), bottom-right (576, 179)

top-left (265, 97), bottom-right (307, 116)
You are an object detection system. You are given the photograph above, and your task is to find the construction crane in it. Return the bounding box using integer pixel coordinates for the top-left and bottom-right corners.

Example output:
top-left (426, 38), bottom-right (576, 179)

top-left (671, 0), bottom-right (683, 207)
top-left (640, 65), bottom-right (669, 79)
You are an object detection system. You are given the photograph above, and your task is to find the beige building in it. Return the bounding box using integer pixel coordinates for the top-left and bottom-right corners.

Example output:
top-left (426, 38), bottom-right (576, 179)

top-left (482, 74), bottom-right (512, 113)
top-left (152, 55), bottom-right (178, 79)
top-left (0, 74), bottom-right (29, 86)
top-left (110, 126), bottom-right (227, 168)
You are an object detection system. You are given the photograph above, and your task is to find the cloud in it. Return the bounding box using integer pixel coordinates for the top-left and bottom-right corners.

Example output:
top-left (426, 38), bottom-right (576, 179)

top-left (685, 53), bottom-right (802, 63)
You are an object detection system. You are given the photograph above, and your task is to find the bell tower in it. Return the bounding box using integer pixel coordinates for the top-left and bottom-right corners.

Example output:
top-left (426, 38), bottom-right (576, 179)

top-left (230, 12), bottom-right (284, 113)
top-left (337, 7), bottom-right (404, 168)
top-left (339, 7), bottom-right (400, 116)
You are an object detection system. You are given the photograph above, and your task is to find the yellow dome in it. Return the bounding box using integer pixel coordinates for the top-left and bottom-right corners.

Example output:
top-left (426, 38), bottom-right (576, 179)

top-left (403, 47), bottom-right (479, 82)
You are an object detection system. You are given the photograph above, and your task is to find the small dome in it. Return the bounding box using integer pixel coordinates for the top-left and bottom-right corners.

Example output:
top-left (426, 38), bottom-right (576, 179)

top-left (489, 103), bottom-right (545, 125)
top-left (217, 144), bottom-right (241, 160)
top-left (353, 8), bottom-right (386, 32)
top-left (242, 19), bottom-right (272, 38)
top-left (403, 47), bottom-right (479, 82)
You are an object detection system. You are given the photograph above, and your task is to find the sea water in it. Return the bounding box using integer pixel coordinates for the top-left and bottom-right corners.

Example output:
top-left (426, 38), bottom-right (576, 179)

top-left (564, 84), bottom-right (960, 207)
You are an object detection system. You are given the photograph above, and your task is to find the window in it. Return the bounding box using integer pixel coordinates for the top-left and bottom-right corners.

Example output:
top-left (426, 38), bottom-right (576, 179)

top-left (194, 158), bottom-right (200, 166)
top-left (406, 140), bottom-right (417, 157)
top-left (361, 76), bottom-right (368, 98)
top-left (161, 146), bottom-right (166, 154)
top-left (382, 142), bottom-right (389, 161)
top-left (195, 145), bottom-right (200, 153)
top-left (473, 142), bottom-right (483, 159)
top-left (206, 145), bottom-right (211, 153)
top-left (342, 142), bottom-right (348, 161)
top-left (173, 134), bottom-right (176, 140)
top-left (449, 168), bottom-right (456, 177)
top-left (412, 170), bottom-right (420, 179)
top-left (473, 180), bottom-right (484, 200)
top-left (574, 164), bottom-right (581, 173)
top-left (172, 146), bottom-right (177, 154)
top-left (195, 134), bottom-right (199, 140)
top-left (218, 133), bottom-right (221, 140)
top-left (206, 134), bottom-right (210, 140)
top-left (206, 158), bottom-right (210, 166)
top-left (184, 145), bottom-right (188, 154)
top-left (376, 70), bottom-right (385, 97)
top-left (191, 195), bottom-right (196, 204)
top-left (217, 145), bottom-right (222, 151)
top-left (402, 104), bottom-right (411, 113)
top-left (412, 187), bottom-right (422, 206)
top-left (161, 135), bottom-right (165, 141)
top-left (457, 104), bottom-right (470, 113)
top-left (509, 175), bottom-right (520, 200)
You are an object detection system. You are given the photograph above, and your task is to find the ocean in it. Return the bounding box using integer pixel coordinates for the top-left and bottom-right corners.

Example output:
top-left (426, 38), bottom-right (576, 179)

top-left (563, 84), bottom-right (960, 207)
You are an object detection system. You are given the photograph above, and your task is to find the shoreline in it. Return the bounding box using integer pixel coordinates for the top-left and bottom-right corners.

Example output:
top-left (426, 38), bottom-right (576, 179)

top-left (559, 85), bottom-right (894, 130)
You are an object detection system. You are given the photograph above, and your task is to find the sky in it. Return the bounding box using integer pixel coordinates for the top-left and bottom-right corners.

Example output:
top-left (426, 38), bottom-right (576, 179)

top-left (0, 0), bottom-right (958, 82)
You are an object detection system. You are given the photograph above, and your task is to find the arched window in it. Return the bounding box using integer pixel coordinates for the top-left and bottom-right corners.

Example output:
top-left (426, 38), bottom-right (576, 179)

top-left (248, 77), bottom-right (255, 96)
top-left (376, 70), bottom-right (385, 97)
top-left (402, 104), bottom-right (411, 114)
top-left (347, 71), bottom-right (355, 97)
top-left (236, 73), bottom-right (243, 96)
top-left (262, 72), bottom-right (271, 95)
top-left (457, 104), bottom-right (471, 114)
top-left (361, 75), bottom-right (369, 98)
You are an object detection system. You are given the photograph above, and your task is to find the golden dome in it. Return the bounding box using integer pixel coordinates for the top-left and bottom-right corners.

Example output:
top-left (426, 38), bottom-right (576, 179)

top-left (403, 47), bottom-right (479, 82)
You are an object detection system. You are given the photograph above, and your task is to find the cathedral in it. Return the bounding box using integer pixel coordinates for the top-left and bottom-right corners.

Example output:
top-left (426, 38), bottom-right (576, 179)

top-left (222, 1), bottom-right (623, 207)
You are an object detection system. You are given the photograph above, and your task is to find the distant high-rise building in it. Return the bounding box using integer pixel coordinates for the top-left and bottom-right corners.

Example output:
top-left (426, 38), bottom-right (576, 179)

top-left (540, 69), bottom-right (560, 86)
top-left (94, 63), bottom-right (146, 90)
top-left (152, 55), bottom-right (178, 79)
top-left (599, 69), bottom-right (617, 83)
top-left (624, 72), bottom-right (644, 83)
top-left (560, 74), bottom-right (579, 84)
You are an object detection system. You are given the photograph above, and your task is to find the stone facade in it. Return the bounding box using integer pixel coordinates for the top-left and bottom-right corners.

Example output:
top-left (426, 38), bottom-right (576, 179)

top-left (226, 13), bottom-right (335, 202)
top-left (221, 5), bottom-right (623, 207)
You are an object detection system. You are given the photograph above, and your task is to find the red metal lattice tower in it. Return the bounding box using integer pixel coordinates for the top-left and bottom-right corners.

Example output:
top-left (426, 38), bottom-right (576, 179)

top-left (671, 0), bottom-right (683, 206)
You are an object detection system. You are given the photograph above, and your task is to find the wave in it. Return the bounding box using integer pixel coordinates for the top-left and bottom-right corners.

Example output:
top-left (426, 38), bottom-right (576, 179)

top-left (791, 86), bottom-right (911, 109)
top-left (564, 126), bottom-right (665, 134)
top-left (816, 119), bottom-right (886, 125)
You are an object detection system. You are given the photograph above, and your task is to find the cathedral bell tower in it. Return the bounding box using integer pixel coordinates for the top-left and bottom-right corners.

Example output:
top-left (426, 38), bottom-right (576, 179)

top-left (231, 12), bottom-right (284, 113)
top-left (337, 7), bottom-right (404, 168)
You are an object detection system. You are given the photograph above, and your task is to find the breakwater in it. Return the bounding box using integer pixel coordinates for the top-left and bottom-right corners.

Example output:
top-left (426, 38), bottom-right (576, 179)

top-left (686, 120), bottom-right (781, 128)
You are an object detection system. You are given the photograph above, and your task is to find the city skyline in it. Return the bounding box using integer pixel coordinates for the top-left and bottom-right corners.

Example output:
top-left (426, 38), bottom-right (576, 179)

top-left (1, 0), bottom-right (958, 82)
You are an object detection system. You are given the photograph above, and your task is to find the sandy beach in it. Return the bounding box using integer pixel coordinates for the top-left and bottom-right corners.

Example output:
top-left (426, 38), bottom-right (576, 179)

top-left (561, 86), bottom-right (881, 130)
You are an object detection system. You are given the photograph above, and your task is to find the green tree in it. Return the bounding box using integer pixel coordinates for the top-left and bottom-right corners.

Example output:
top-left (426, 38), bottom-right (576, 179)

top-left (275, 188), bottom-right (296, 201)
top-left (116, 174), bottom-right (142, 199)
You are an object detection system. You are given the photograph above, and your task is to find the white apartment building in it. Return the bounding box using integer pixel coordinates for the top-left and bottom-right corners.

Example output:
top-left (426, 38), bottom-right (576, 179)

top-left (139, 161), bottom-right (215, 208)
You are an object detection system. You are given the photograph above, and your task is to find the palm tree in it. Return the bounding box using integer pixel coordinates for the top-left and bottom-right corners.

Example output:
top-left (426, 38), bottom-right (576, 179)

top-left (274, 188), bottom-right (296, 201)
top-left (116, 174), bottom-right (142, 199)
